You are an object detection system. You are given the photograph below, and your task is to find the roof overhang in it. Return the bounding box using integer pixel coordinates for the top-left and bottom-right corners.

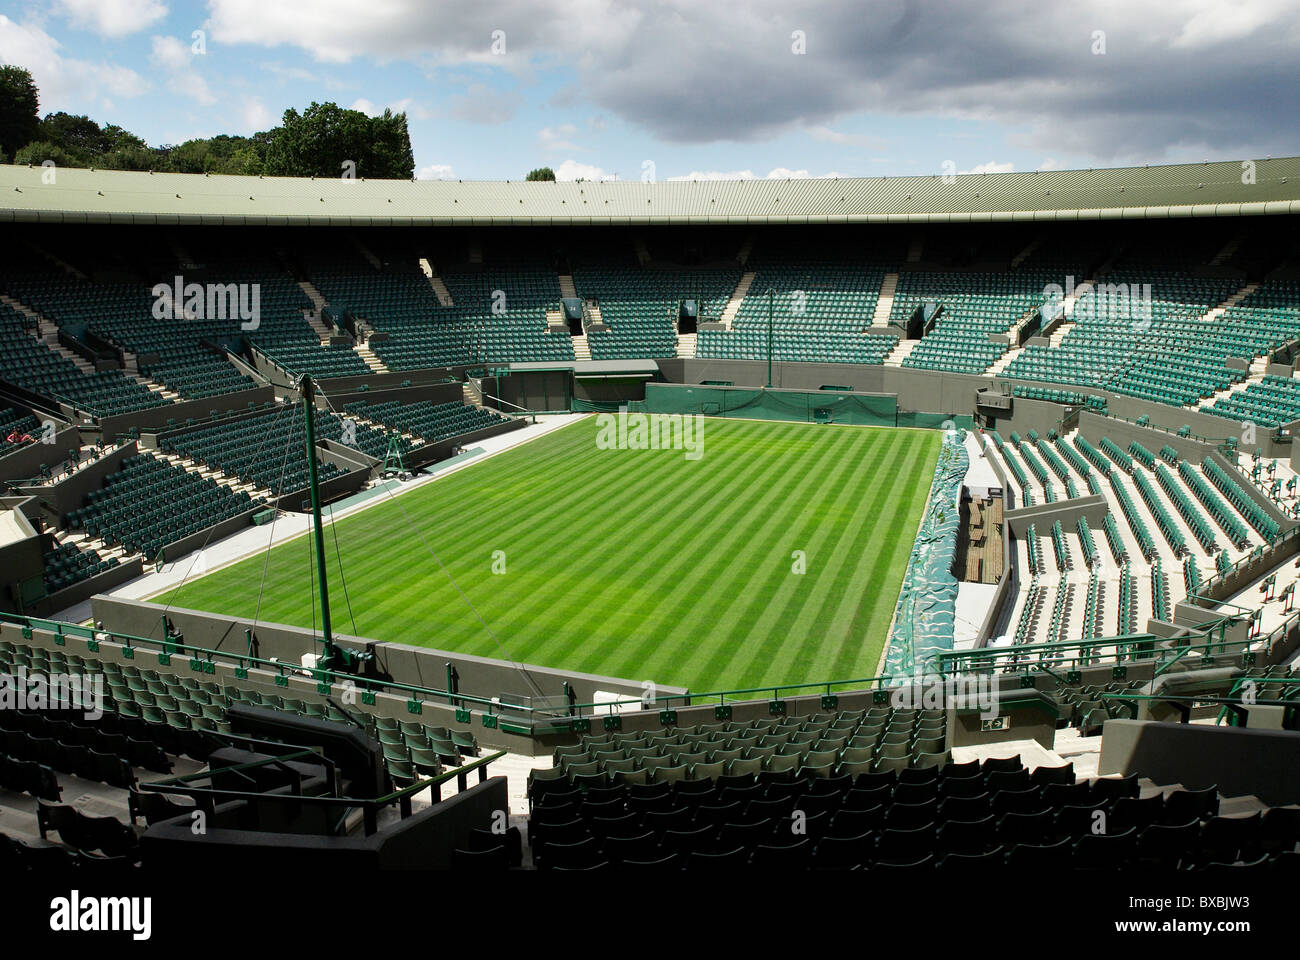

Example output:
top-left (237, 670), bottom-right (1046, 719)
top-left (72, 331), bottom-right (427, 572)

top-left (2, 158), bottom-right (1298, 226)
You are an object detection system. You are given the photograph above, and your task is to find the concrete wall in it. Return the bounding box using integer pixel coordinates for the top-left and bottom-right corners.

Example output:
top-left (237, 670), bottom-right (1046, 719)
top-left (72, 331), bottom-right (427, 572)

top-left (97, 386), bottom-right (275, 440)
top-left (1098, 719), bottom-right (1300, 805)
top-left (15, 439), bottom-right (138, 523)
top-left (1004, 493), bottom-right (1108, 538)
top-left (0, 426), bottom-right (83, 484)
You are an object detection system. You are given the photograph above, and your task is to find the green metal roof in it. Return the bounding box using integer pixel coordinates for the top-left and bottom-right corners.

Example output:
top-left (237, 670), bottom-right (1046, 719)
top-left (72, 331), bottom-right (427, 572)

top-left (2, 157), bottom-right (1298, 226)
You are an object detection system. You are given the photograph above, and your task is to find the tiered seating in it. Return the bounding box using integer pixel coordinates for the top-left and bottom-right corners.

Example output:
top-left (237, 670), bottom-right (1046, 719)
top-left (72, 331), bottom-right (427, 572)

top-left (998, 243), bottom-right (1266, 408)
top-left (1051, 520), bottom-right (1071, 572)
top-left (1109, 474), bottom-right (1157, 560)
top-left (1118, 562), bottom-right (1138, 633)
top-left (158, 406), bottom-right (365, 494)
top-left (1154, 464), bottom-right (1218, 552)
top-left (1047, 583), bottom-right (1074, 643)
top-left (0, 305), bottom-right (169, 417)
top-left (1076, 516), bottom-right (1099, 569)
top-left (1159, 445), bottom-right (1180, 466)
top-left (1099, 437), bottom-right (1134, 474)
top-left (1014, 577), bottom-right (1046, 644)
top-left (255, 341), bottom-right (371, 379)
top-left (1202, 458), bottom-right (1280, 540)
top-left (1151, 558), bottom-right (1170, 622)
top-left (1101, 514), bottom-right (1128, 563)
top-left (42, 537), bottom-right (117, 594)
top-left (1025, 524), bottom-right (1044, 576)
top-left (65, 454), bottom-right (254, 562)
top-left (1019, 445), bottom-right (1054, 502)
top-left (1179, 461), bottom-right (1251, 548)
top-left (1184, 557), bottom-right (1201, 594)
top-left (1132, 469), bottom-right (1189, 556)
top-left (573, 260), bottom-right (736, 360)
top-left (0, 406), bottom-right (40, 457)
top-left (1073, 435), bottom-right (1112, 477)
top-left (1207, 375), bottom-right (1300, 428)
top-left (898, 274), bottom-right (1039, 374)
top-left (518, 751), bottom-right (1263, 871)
top-left (1129, 440), bottom-right (1156, 470)
top-left (1013, 385), bottom-right (1106, 410)
top-left (344, 399), bottom-right (509, 444)
top-left (697, 249), bottom-right (893, 364)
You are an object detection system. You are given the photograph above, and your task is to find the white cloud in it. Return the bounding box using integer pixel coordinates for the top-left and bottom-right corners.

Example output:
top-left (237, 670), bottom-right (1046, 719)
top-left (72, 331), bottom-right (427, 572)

top-left (668, 169), bottom-right (756, 181)
top-left (150, 35), bottom-right (215, 105)
top-left (239, 97), bottom-right (273, 132)
top-left (807, 125), bottom-right (882, 148)
top-left (418, 164), bottom-right (455, 180)
top-left (960, 161), bottom-right (1015, 174)
top-left (1036, 158), bottom-right (1063, 171)
top-left (0, 16), bottom-right (149, 111)
top-left (767, 167), bottom-right (842, 179)
top-left (58, 0), bottom-right (168, 38)
top-left (539, 124), bottom-right (581, 152)
top-left (352, 97), bottom-right (428, 120)
top-left (555, 159), bottom-right (616, 181)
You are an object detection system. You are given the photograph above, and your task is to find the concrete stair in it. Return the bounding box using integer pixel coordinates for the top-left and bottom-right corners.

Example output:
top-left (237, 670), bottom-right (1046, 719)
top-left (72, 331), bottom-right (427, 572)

top-left (1197, 356), bottom-right (1268, 411)
top-left (1198, 282), bottom-right (1258, 323)
top-left (985, 345), bottom-right (1026, 376)
top-left (354, 341), bottom-right (390, 374)
top-left (720, 272), bottom-right (755, 329)
top-left (558, 274), bottom-right (577, 299)
top-left (736, 235), bottom-right (755, 266)
top-left (417, 258), bottom-right (456, 307)
top-left (633, 237), bottom-right (652, 266)
top-left (572, 333), bottom-right (592, 361)
top-left (883, 339), bottom-right (921, 367)
top-left (462, 379), bottom-right (482, 407)
top-left (468, 238), bottom-right (483, 265)
top-left (676, 332), bottom-right (697, 359)
top-left (906, 237), bottom-right (924, 263)
top-left (149, 448), bottom-right (263, 496)
top-left (296, 280), bottom-right (335, 342)
top-left (872, 273), bottom-right (899, 325)
top-left (586, 300), bottom-right (605, 327)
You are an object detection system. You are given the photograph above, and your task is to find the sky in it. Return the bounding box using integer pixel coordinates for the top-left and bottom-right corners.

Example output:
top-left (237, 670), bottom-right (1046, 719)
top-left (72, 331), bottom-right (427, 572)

top-left (1, 0), bottom-right (1298, 181)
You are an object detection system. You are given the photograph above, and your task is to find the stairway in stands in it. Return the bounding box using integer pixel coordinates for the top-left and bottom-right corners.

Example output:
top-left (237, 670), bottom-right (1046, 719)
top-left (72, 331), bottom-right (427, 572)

top-left (719, 272), bottom-right (755, 329)
top-left (418, 259), bottom-right (455, 306)
top-left (871, 273), bottom-right (899, 325)
top-left (1198, 356), bottom-right (1268, 411)
top-left (295, 281), bottom-right (334, 343)
top-left (1198, 282), bottom-right (1259, 324)
top-left (883, 339), bottom-right (921, 366)
top-left (558, 274), bottom-right (578, 299)
top-left (572, 333), bottom-right (592, 360)
top-left (354, 341), bottom-right (390, 374)
top-left (676, 332), bottom-right (697, 359)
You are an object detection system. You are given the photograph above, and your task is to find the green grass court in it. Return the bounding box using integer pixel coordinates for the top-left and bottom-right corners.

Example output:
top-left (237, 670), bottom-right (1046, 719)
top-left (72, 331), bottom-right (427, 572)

top-left (157, 416), bottom-right (942, 693)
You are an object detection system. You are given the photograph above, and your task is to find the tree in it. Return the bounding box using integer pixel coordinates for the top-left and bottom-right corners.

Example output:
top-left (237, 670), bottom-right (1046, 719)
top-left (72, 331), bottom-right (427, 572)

top-left (262, 102), bottom-right (414, 179)
top-left (0, 66), bottom-right (40, 159)
top-left (526, 167), bottom-right (556, 181)
top-left (13, 140), bottom-right (79, 168)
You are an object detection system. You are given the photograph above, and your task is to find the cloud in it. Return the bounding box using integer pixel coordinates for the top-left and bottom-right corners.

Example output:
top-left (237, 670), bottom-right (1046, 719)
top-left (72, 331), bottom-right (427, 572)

top-left (239, 97), bottom-right (273, 132)
top-left (418, 163), bottom-right (455, 179)
top-left (668, 168), bottom-right (840, 181)
top-left (539, 123), bottom-right (581, 152)
top-left (201, 1), bottom-right (1300, 162)
top-left (555, 159), bottom-right (616, 181)
top-left (0, 15), bottom-right (149, 111)
top-left (445, 83), bottom-right (521, 125)
top-left (960, 161), bottom-right (1015, 174)
top-left (150, 36), bottom-right (216, 105)
top-left (57, 0), bottom-right (168, 38)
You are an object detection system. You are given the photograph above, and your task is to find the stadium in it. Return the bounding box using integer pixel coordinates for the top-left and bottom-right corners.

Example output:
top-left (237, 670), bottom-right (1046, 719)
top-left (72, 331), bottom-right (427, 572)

top-left (0, 7), bottom-right (1298, 930)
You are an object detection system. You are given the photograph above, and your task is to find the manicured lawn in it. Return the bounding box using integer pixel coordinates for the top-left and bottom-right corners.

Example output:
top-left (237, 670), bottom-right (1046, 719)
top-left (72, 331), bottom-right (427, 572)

top-left (158, 416), bottom-right (941, 693)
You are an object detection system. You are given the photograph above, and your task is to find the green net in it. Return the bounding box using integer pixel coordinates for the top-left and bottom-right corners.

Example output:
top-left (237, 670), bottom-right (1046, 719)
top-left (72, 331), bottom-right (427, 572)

top-left (644, 383), bottom-right (898, 425)
top-left (885, 429), bottom-right (969, 676)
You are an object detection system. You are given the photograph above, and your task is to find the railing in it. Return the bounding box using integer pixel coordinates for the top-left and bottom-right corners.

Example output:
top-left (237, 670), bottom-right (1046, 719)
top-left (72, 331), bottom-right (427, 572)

top-left (138, 747), bottom-right (505, 836)
top-left (1, 606), bottom-right (1275, 732)
top-left (1187, 523), bottom-right (1300, 607)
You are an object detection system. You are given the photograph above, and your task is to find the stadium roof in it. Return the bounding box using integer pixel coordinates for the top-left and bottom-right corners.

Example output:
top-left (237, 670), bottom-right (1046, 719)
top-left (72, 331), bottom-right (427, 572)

top-left (2, 157), bottom-right (1298, 226)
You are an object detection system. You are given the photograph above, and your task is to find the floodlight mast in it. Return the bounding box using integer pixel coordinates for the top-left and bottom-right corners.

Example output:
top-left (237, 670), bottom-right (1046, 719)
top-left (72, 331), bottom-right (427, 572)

top-left (299, 374), bottom-right (345, 672)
